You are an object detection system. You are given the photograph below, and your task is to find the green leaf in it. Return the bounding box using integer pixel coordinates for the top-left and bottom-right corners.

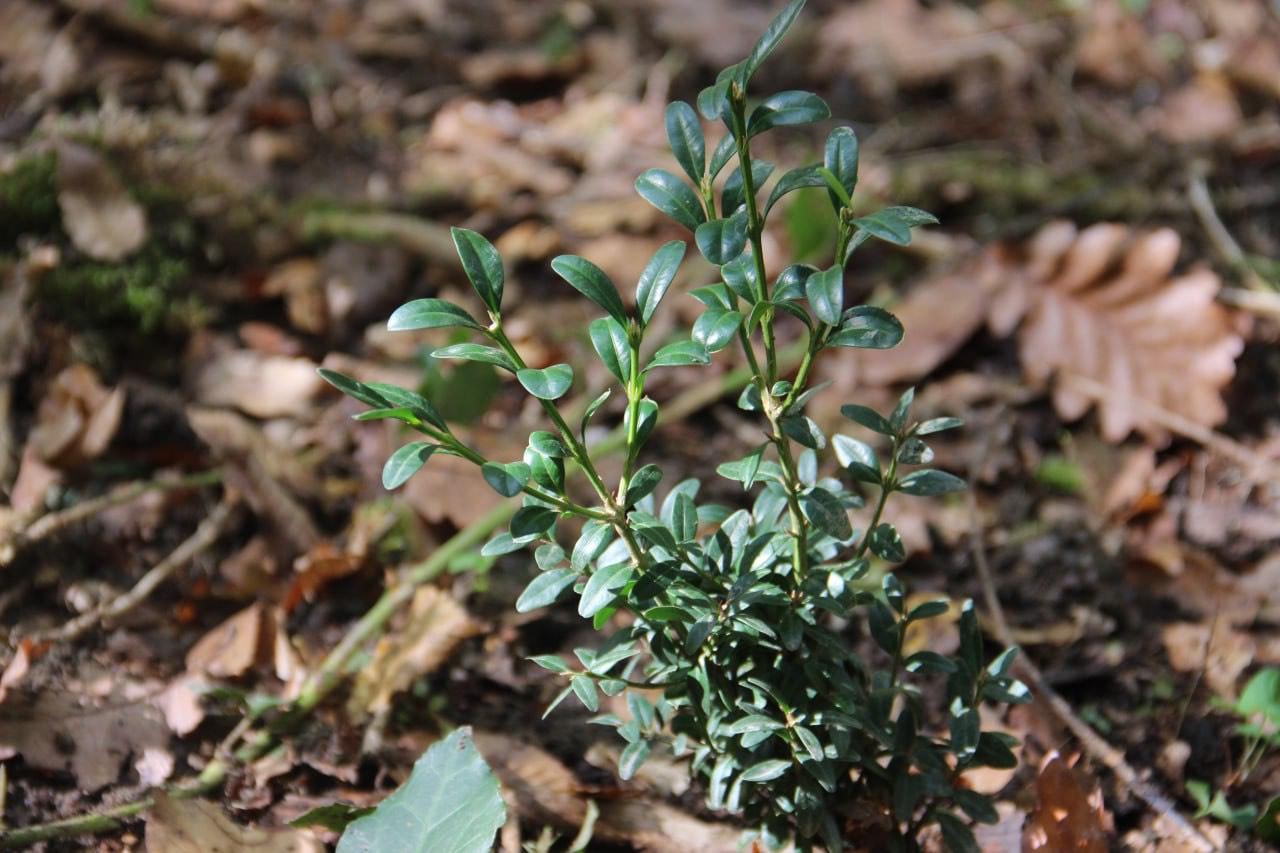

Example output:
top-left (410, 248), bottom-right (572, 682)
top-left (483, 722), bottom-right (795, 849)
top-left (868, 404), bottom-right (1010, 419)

top-left (740, 759), bottom-right (791, 783)
top-left (723, 715), bottom-right (784, 735)
top-left (481, 461), bottom-right (530, 498)
top-left (781, 414), bottom-right (826, 450)
top-left (665, 101), bottom-right (705, 183)
top-left (431, 343), bottom-right (516, 371)
top-left (827, 306), bottom-right (903, 349)
top-left (618, 740), bottom-right (651, 781)
top-left (717, 443), bottom-right (765, 488)
top-left (833, 434), bottom-right (879, 477)
top-left (747, 90), bottom-right (830, 136)
top-left (353, 407), bottom-right (419, 424)
top-left (581, 388), bottom-right (612, 437)
top-left (626, 398), bottom-right (660, 449)
top-left (318, 368), bottom-right (388, 408)
top-left (450, 227), bottom-right (504, 315)
top-left (897, 469), bottom-right (966, 496)
top-left (572, 520), bottom-right (616, 572)
top-left (763, 164), bottom-right (826, 217)
top-left (291, 803), bottom-right (374, 833)
top-left (800, 487), bottom-right (852, 540)
top-left (890, 386), bottom-right (914, 431)
top-left (647, 339), bottom-right (710, 370)
top-left (517, 364), bottom-right (574, 400)
top-left (579, 561), bottom-right (633, 618)
top-left (1237, 667), bottom-right (1280, 724)
top-left (480, 532), bottom-right (522, 557)
top-left (635, 168), bottom-right (706, 232)
top-left (571, 675), bottom-right (600, 712)
top-left (589, 316), bottom-right (632, 384)
top-left (387, 298), bottom-right (481, 331)
top-left (934, 810), bottom-right (980, 853)
top-left (625, 464), bottom-right (663, 506)
top-left (869, 523), bottom-right (905, 562)
top-left (529, 431), bottom-right (567, 458)
top-left (511, 505), bottom-right (558, 540)
top-left (851, 206), bottom-right (939, 249)
top-left (917, 416), bottom-right (964, 435)
top-left (721, 255), bottom-right (759, 303)
top-left (692, 308), bottom-right (743, 353)
top-left (823, 127), bottom-right (859, 211)
top-left (635, 240), bottom-right (687, 325)
top-left (697, 78), bottom-right (733, 122)
top-left (722, 160), bottom-right (774, 214)
top-left (516, 568), bottom-right (578, 612)
top-left (551, 255), bottom-right (628, 324)
top-left (382, 442), bottom-right (439, 489)
top-left (530, 654), bottom-right (571, 673)
top-left (336, 728), bottom-right (504, 853)
top-left (909, 599), bottom-right (951, 621)
top-left (840, 404), bottom-right (893, 435)
top-left (743, 0), bottom-right (806, 81)
top-left (773, 263), bottom-right (817, 301)
top-left (695, 212), bottom-right (748, 265)
top-left (708, 133), bottom-right (737, 180)
top-left (804, 266), bottom-right (843, 325)
top-left (363, 383), bottom-right (448, 431)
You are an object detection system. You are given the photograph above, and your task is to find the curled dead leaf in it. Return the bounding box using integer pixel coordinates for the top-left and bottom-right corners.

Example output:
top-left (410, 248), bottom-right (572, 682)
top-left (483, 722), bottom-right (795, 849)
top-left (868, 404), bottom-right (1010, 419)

top-left (1024, 751), bottom-right (1110, 851)
top-left (28, 363), bottom-right (125, 467)
top-left (55, 141), bottom-right (148, 262)
top-left (146, 791), bottom-right (323, 852)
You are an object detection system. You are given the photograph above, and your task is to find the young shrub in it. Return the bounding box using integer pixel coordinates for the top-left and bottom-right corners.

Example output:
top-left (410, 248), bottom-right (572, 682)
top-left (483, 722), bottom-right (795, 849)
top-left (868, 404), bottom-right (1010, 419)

top-left (321, 1), bottom-right (1029, 848)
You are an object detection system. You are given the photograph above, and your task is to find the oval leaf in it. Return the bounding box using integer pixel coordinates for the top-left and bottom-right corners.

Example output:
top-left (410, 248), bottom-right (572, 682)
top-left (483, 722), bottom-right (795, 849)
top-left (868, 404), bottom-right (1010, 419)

top-left (804, 266), bottom-right (843, 326)
top-left (551, 255), bottom-right (627, 324)
top-left (382, 442), bottom-right (438, 489)
top-left (431, 342), bottom-right (516, 371)
top-left (481, 461), bottom-right (530, 498)
top-left (516, 568), bottom-right (578, 612)
top-left (579, 561), bottom-right (633, 618)
top-left (635, 168), bottom-right (706, 232)
top-left (450, 227), bottom-right (504, 315)
top-left (387, 298), bottom-right (481, 332)
top-left (589, 316), bottom-right (632, 384)
top-left (665, 101), bottom-right (705, 183)
top-left (635, 240), bottom-right (687, 325)
top-left (824, 126), bottom-right (859, 211)
top-left (517, 364), bottom-right (574, 400)
top-left (695, 212), bottom-right (748, 266)
top-left (828, 306), bottom-right (903, 349)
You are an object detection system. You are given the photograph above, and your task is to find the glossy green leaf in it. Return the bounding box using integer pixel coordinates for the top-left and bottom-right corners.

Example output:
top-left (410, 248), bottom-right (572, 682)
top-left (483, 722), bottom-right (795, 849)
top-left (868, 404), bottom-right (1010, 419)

top-left (889, 386), bottom-right (914, 431)
top-left (763, 164), bottom-right (826, 217)
top-left (579, 561), bottom-right (633, 618)
top-left (717, 443), bottom-right (765, 488)
top-left (773, 263), bottom-right (817, 301)
top-left (363, 383), bottom-right (447, 431)
top-left (852, 206), bottom-right (939, 248)
top-left (353, 406), bottom-right (418, 424)
top-left (571, 675), bottom-right (600, 712)
top-left (516, 568), bottom-right (578, 612)
top-left (695, 212), bottom-right (748, 266)
top-left (625, 464), bottom-right (663, 507)
top-left (387, 298), bottom-right (481, 331)
top-left (697, 78), bottom-right (732, 122)
top-left (708, 133), bottom-right (737, 180)
top-left (646, 339), bottom-right (710, 370)
top-left (747, 90), bottom-right (830, 137)
top-left (431, 343), bottom-right (516, 371)
top-left (897, 469), bottom-right (966, 496)
top-left (292, 803), bottom-right (373, 833)
top-left (740, 759), bottom-right (791, 783)
top-left (743, 0), bottom-right (806, 81)
top-left (529, 431), bottom-right (567, 458)
top-left (671, 492), bottom-right (698, 542)
top-left (723, 715), bottom-right (784, 735)
top-left (481, 461), bottom-right (530, 498)
top-left (823, 127), bottom-right (859, 211)
top-left (692, 308), bottom-right (743, 353)
top-left (827, 306), bottom-right (903, 349)
top-left (916, 416), bottom-right (964, 435)
top-left (804, 266), bottom-right (843, 325)
top-left (800, 487), bottom-right (852, 540)
top-left (618, 740), bottom-right (651, 781)
top-left (626, 398), bottom-right (660, 449)
top-left (869, 523), bottom-right (905, 562)
top-left (382, 442), bottom-right (439, 489)
top-left (781, 414), bottom-right (826, 450)
top-left (635, 168), bottom-right (706, 232)
top-left (337, 728), bottom-right (504, 853)
top-left (934, 810), bottom-right (980, 853)
top-left (572, 520), bottom-right (616, 572)
top-left (318, 368), bottom-right (387, 409)
top-left (722, 160), bottom-right (774, 214)
top-left (517, 364), bottom-right (574, 400)
top-left (510, 505), bottom-right (558, 539)
top-left (635, 240), bottom-right (687, 325)
top-left (551, 255), bottom-right (628, 324)
top-left (665, 101), bottom-right (705, 183)
top-left (589, 316), bottom-right (632, 384)
top-left (720, 255), bottom-right (759, 303)
top-left (833, 434), bottom-right (880, 484)
top-left (450, 227), bottom-right (504, 315)
top-left (580, 388), bottom-right (612, 437)
top-left (840, 404), bottom-right (893, 435)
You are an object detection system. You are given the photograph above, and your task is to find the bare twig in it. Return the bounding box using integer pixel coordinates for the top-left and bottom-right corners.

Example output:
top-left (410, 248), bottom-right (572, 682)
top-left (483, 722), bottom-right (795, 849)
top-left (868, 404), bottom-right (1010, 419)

top-left (1218, 286), bottom-right (1280, 321)
top-left (1187, 163), bottom-right (1271, 292)
top-left (0, 470), bottom-right (222, 569)
top-left (966, 432), bottom-right (1217, 853)
top-left (25, 497), bottom-right (237, 646)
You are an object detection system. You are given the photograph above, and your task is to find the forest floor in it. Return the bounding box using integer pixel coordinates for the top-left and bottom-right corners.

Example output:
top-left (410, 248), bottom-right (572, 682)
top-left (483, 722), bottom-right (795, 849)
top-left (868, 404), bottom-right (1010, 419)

top-left (0, 0), bottom-right (1278, 850)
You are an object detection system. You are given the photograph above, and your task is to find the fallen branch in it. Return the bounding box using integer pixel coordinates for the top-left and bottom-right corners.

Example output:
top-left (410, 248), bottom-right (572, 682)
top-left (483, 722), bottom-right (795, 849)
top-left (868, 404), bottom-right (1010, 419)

top-left (0, 343), bottom-right (807, 849)
top-left (966, 435), bottom-right (1217, 853)
top-left (25, 496), bottom-right (237, 646)
top-left (1, 470), bottom-right (223, 569)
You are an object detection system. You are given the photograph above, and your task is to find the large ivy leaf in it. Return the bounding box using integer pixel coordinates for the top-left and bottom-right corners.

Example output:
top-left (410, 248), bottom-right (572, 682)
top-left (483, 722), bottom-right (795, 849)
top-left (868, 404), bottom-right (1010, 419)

top-left (337, 727), bottom-right (505, 853)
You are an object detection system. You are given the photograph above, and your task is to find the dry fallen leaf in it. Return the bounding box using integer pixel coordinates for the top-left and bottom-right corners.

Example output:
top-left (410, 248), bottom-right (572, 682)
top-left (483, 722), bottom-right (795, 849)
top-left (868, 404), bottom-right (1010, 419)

top-left (347, 587), bottom-right (480, 718)
top-left (0, 686), bottom-right (172, 791)
top-left (28, 363), bottom-right (126, 466)
top-left (192, 350), bottom-right (324, 420)
top-left (1161, 621), bottom-right (1256, 699)
top-left (55, 141), bottom-right (147, 262)
top-left (185, 602), bottom-right (304, 694)
top-left (1146, 73), bottom-right (1244, 145)
top-left (146, 791), bottom-right (323, 853)
top-left (992, 221), bottom-right (1243, 443)
top-left (1023, 752), bottom-right (1110, 852)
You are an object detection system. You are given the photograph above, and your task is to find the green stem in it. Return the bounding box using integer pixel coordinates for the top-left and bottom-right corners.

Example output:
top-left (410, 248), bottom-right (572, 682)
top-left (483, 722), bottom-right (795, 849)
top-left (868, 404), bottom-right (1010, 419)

top-left (853, 439), bottom-right (899, 562)
top-left (730, 99), bottom-right (777, 387)
top-left (616, 339), bottom-right (644, 505)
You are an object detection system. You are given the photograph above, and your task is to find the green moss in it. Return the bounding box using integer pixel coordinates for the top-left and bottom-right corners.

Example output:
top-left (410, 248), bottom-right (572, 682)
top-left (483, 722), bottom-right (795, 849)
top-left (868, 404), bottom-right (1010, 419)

top-left (0, 152), bottom-right (60, 249)
top-left (39, 241), bottom-right (197, 334)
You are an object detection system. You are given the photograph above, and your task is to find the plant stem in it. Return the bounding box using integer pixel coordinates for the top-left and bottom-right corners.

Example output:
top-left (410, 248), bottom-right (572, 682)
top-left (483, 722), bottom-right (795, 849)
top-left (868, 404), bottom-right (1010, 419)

top-left (853, 441), bottom-right (899, 561)
top-left (731, 97), bottom-right (778, 387)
